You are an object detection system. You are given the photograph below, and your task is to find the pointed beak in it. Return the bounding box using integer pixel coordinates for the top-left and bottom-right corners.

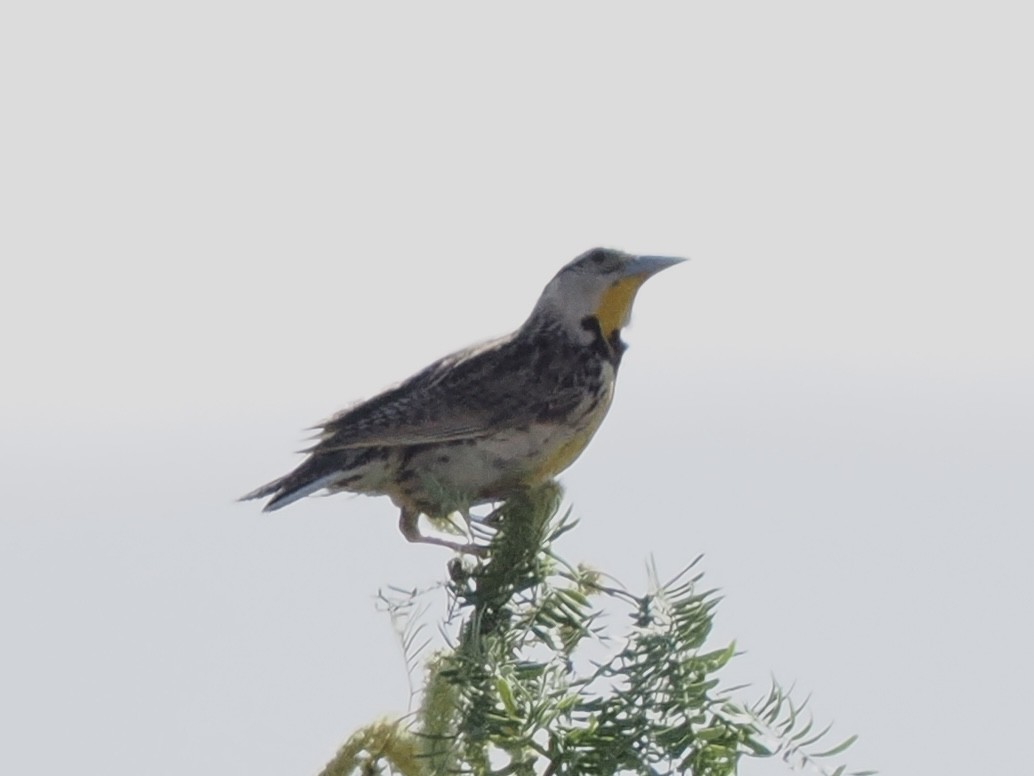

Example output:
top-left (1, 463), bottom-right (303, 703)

top-left (621, 254), bottom-right (688, 279)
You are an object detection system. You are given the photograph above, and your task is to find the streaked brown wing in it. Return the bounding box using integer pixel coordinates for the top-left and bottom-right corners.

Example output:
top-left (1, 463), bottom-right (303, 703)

top-left (309, 334), bottom-right (585, 451)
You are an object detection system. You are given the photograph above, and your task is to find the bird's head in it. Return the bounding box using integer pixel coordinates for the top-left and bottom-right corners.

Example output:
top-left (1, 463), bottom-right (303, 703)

top-left (528, 247), bottom-right (686, 346)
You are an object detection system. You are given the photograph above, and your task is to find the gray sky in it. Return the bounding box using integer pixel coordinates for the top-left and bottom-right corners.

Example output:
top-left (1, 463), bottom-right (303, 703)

top-left (2, 3), bottom-right (1032, 775)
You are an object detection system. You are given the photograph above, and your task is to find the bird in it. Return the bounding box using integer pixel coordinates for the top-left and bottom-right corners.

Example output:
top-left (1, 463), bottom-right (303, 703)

top-left (241, 247), bottom-right (685, 552)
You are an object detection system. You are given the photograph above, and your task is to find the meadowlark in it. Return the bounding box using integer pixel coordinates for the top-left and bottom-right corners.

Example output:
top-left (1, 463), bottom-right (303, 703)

top-left (242, 247), bottom-right (685, 551)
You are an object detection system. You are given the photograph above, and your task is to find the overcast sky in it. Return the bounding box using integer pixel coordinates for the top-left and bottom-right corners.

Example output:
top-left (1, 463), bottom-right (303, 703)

top-left (2, 3), bottom-right (1032, 775)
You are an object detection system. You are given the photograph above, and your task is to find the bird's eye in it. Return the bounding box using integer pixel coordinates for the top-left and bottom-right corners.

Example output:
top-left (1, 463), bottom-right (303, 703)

top-left (565, 247), bottom-right (615, 274)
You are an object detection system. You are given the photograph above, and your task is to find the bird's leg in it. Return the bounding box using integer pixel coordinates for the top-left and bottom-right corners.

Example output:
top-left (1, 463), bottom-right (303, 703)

top-left (398, 508), bottom-right (487, 556)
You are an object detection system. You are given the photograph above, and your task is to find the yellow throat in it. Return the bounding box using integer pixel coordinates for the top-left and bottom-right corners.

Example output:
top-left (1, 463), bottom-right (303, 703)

top-left (595, 275), bottom-right (650, 337)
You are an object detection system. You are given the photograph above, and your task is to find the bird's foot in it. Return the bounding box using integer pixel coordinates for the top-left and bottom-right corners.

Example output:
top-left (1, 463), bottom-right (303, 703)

top-left (462, 502), bottom-right (505, 528)
top-left (399, 507), bottom-right (488, 556)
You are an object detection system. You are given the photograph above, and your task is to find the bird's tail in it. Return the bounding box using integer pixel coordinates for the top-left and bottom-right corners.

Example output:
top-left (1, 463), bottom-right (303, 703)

top-left (239, 457), bottom-right (346, 512)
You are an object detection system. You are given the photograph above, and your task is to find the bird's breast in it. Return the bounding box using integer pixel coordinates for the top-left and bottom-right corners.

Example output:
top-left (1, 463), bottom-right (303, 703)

top-left (527, 380), bottom-right (615, 482)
